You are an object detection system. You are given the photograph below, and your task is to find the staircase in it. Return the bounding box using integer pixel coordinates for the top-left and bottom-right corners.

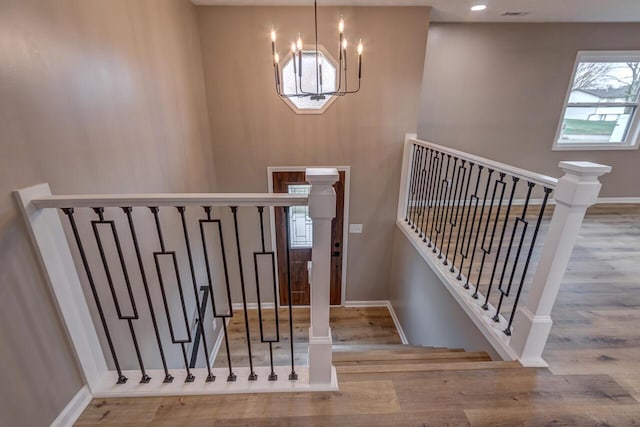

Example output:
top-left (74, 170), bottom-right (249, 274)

top-left (332, 344), bottom-right (520, 375)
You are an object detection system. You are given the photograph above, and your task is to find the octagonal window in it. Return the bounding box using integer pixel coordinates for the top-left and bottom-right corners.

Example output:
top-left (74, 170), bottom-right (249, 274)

top-left (281, 48), bottom-right (337, 113)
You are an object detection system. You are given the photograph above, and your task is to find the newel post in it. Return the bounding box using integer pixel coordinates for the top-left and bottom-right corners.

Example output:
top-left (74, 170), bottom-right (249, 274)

top-left (511, 161), bottom-right (611, 366)
top-left (306, 167), bottom-right (339, 385)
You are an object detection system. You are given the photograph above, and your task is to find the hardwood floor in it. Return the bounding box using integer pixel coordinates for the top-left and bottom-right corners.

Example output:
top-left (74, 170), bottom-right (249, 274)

top-left (75, 205), bottom-right (640, 426)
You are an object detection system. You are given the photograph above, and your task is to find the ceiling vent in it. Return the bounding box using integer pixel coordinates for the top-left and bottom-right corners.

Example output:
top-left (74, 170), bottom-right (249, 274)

top-left (501, 11), bottom-right (531, 17)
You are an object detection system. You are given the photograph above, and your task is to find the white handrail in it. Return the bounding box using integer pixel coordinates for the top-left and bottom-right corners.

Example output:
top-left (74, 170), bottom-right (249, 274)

top-left (409, 137), bottom-right (558, 189)
top-left (32, 193), bottom-right (308, 209)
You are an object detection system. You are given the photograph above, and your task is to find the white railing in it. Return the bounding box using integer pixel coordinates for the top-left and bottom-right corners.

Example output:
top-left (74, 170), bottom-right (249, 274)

top-left (15, 168), bottom-right (339, 398)
top-left (397, 134), bottom-right (611, 366)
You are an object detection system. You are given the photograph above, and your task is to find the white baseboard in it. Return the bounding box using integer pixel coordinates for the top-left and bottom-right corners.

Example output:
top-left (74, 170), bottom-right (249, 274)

top-left (596, 197), bottom-right (640, 204)
top-left (344, 300), bottom-right (409, 345)
top-left (50, 385), bottom-right (91, 427)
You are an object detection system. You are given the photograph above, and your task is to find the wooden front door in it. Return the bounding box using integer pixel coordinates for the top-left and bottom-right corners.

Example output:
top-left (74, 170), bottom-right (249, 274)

top-left (273, 171), bottom-right (345, 306)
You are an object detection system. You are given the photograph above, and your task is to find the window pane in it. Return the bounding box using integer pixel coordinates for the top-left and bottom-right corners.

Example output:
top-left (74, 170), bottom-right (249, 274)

top-left (287, 184), bottom-right (312, 248)
top-left (282, 51), bottom-right (337, 110)
top-left (570, 61), bottom-right (640, 103)
top-left (558, 106), bottom-right (635, 143)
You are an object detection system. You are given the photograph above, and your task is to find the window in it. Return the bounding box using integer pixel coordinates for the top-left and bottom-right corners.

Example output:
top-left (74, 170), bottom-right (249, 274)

top-left (287, 184), bottom-right (312, 248)
top-left (554, 51), bottom-right (640, 150)
top-left (281, 47), bottom-right (338, 114)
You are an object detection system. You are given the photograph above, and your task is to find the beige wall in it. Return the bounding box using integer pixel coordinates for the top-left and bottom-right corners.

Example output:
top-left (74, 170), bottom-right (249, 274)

top-left (0, 0), bottom-right (214, 425)
top-left (197, 6), bottom-right (430, 301)
top-left (418, 23), bottom-right (640, 198)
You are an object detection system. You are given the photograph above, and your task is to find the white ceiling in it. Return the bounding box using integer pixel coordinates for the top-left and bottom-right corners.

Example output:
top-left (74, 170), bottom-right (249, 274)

top-left (191, 0), bottom-right (640, 23)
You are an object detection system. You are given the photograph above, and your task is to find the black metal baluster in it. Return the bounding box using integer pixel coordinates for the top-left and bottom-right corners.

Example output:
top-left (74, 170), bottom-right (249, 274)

top-left (481, 176), bottom-right (518, 311)
top-left (254, 206), bottom-right (280, 381)
top-left (410, 146), bottom-right (424, 229)
top-left (428, 152), bottom-right (447, 248)
top-left (466, 169), bottom-right (494, 294)
top-left (405, 144), bottom-right (419, 224)
top-left (433, 154), bottom-right (452, 254)
top-left (177, 206), bottom-right (215, 382)
top-left (418, 148), bottom-right (436, 239)
top-left (472, 172), bottom-right (506, 300)
top-left (444, 160), bottom-right (467, 267)
top-left (283, 207), bottom-right (298, 381)
top-left (189, 286), bottom-right (209, 369)
top-left (149, 207), bottom-right (194, 383)
top-left (199, 206), bottom-right (236, 381)
top-left (123, 207), bottom-right (173, 383)
top-left (230, 206), bottom-right (258, 381)
top-left (62, 208), bottom-right (127, 385)
top-left (439, 157), bottom-right (460, 261)
top-left (492, 182), bottom-right (533, 322)
top-left (91, 208), bottom-right (149, 383)
top-left (456, 165), bottom-right (488, 289)
top-left (450, 163), bottom-right (475, 274)
top-left (504, 187), bottom-right (553, 335)
top-left (413, 147), bottom-right (430, 235)
top-left (425, 150), bottom-right (442, 245)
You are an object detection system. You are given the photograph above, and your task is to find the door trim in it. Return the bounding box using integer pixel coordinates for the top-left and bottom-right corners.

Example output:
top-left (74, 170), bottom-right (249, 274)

top-left (267, 166), bottom-right (350, 307)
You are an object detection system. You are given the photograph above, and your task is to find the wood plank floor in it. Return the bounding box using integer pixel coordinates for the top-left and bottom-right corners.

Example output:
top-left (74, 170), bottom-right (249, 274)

top-left (75, 204), bottom-right (640, 426)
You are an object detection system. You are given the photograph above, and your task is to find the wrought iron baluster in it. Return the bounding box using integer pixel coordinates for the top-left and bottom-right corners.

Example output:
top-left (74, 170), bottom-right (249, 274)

top-left (472, 172), bottom-right (506, 300)
top-left (418, 148), bottom-right (436, 239)
top-left (465, 169), bottom-right (494, 293)
top-left (425, 150), bottom-right (441, 245)
top-left (410, 146), bottom-right (425, 229)
top-left (444, 160), bottom-right (466, 267)
top-left (62, 208), bottom-right (127, 385)
top-left (504, 187), bottom-right (553, 335)
top-left (199, 206), bottom-right (236, 381)
top-left (450, 163), bottom-right (475, 274)
top-left (189, 286), bottom-right (210, 369)
top-left (432, 154), bottom-right (452, 254)
top-left (177, 206), bottom-right (215, 382)
top-left (428, 152), bottom-right (447, 248)
top-left (439, 157), bottom-right (460, 261)
top-left (283, 207), bottom-right (298, 381)
top-left (254, 206), bottom-right (280, 381)
top-left (91, 207), bottom-right (149, 383)
top-left (123, 207), bottom-right (172, 383)
top-left (149, 207), bottom-right (194, 383)
top-left (405, 143), bottom-right (420, 225)
top-left (230, 206), bottom-right (258, 381)
top-left (481, 176), bottom-right (518, 310)
top-left (492, 182), bottom-right (533, 322)
top-left (413, 147), bottom-right (430, 236)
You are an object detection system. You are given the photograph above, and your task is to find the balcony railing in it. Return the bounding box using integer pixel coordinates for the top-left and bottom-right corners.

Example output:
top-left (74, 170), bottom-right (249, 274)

top-left (15, 168), bottom-right (340, 397)
top-left (397, 134), bottom-right (611, 366)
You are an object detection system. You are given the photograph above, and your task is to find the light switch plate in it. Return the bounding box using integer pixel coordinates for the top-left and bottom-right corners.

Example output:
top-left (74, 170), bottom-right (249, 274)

top-left (349, 224), bottom-right (363, 234)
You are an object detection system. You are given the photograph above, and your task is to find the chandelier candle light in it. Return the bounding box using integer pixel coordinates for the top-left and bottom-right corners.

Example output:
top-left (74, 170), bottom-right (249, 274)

top-left (270, 0), bottom-right (363, 101)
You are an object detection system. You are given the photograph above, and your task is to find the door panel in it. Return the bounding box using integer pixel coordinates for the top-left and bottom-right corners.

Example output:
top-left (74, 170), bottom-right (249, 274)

top-left (273, 170), bottom-right (345, 306)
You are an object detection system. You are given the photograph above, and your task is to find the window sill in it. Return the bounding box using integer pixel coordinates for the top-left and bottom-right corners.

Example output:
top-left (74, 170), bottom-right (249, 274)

top-left (552, 142), bottom-right (640, 151)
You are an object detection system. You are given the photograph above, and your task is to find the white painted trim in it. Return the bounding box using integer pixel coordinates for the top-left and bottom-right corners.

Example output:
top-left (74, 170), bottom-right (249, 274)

top-left (552, 51), bottom-right (640, 152)
top-left (396, 219), bottom-right (519, 362)
top-left (343, 300), bottom-right (409, 344)
top-left (90, 366), bottom-right (338, 398)
top-left (31, 193), bottom-right (308, 209)
top-left (385, 302), bottom-right (409, 345)
top-left (596, 197), bottom-right (640, 204)
top-left (267, 166), bottom-right (351, 306)
top-left (50, 386), bottom-right (92, 427)
top-left (15, 184), bottom-right (107, 391)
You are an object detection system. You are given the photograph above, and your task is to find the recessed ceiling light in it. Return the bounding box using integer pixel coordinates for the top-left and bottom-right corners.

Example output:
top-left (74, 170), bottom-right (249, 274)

top-left (471, 4), bottom-right (487, 11)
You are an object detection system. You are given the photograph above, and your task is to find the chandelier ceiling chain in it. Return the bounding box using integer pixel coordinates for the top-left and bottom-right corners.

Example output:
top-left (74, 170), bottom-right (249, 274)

top-left (270, 0), bottom-right (363, 100)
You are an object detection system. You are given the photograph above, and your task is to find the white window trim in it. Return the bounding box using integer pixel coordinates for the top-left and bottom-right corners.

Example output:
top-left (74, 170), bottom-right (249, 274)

top-left (552, 50), bottom-right (640, 151)
top-left (279, 45), bottom-right (339, 115)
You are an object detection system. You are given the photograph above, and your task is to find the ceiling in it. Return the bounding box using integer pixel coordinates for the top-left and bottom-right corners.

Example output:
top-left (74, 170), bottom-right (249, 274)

top-left (191, 0), bottom-right (640, 23)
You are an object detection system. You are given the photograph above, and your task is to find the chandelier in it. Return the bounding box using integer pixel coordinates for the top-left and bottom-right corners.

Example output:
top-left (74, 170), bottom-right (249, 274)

top-left (270, 0), bottom-right (363, 101)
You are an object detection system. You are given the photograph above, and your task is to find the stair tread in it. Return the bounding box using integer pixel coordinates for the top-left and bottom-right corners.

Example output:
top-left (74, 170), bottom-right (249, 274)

top-left (333, 350), bottom-right (492, 363)
top-left (336, 360), bottom-right (521, 374)
top-left (332, 344), bottom-right (465, 353)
